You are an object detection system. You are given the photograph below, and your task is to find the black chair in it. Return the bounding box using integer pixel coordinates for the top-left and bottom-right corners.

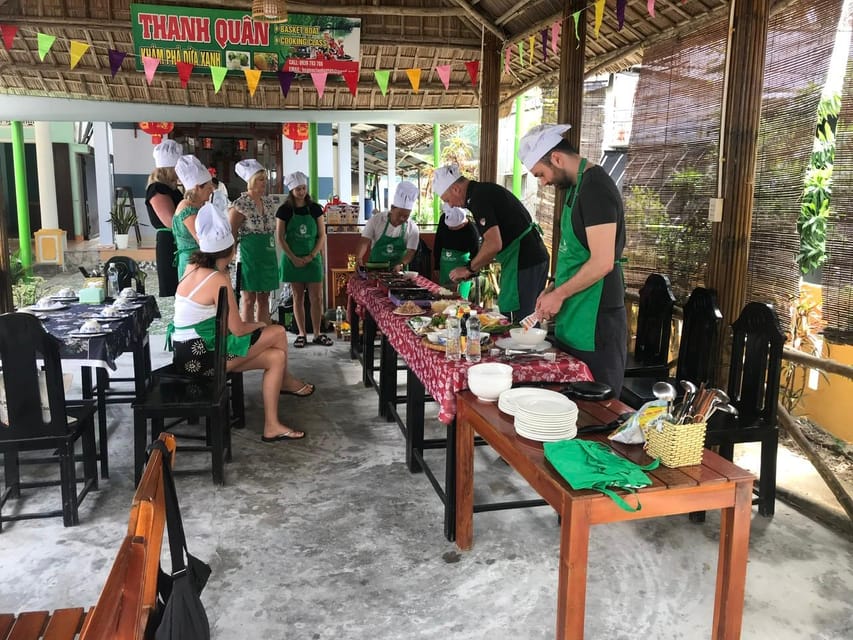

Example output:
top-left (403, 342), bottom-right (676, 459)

top-left (132, 287), bottom-right (232, 485)
top-left (104, 255), bottom-right (146, 294)
top-left (625, 273), bottom-right (676, 379)
top-left (701, 302), bottom-right (784, 517)
top-left (0, 313), bottom-right (98, 529)
top-left (621, 287), bottom-right (723, 409)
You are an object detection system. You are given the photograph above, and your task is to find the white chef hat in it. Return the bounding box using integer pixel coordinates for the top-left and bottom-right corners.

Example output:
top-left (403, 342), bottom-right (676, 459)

top-left (285, 171), bottom-right (309, 190)
top-left (153, 139), bottom-right (182, 168)
top-left (519, 123), bottom-right (572, 171)
top-left (196, 200), bottom-right (234, 253)
top-left (235, 159), bottom-right (266, 182)
top-left (392, 181), bottom-right (418, 210)
top-left (432, 164), bottom-right (461, 198)
top-left (443, 205), bottom-right (467, 228)
top-left (175, 155), bottom-right (211, 191)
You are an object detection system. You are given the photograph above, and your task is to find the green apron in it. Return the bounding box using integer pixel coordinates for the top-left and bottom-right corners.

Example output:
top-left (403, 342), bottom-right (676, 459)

top-left (439, 247), bottom-right (472, 299)
top-left (173, 206), bottom-right (199, 278)
top-left (369, 218), bottom-right (408, 266)
top-left (279, 208), bottom-right (323, 283)
top-left (239, 233), bottom-right (279, 291)
top-left (165, 315), bottom-right (252, 358)
top-left (494, 223), bottom-right (538, 313)
top-left (554, 158), bottom-right (606, 352)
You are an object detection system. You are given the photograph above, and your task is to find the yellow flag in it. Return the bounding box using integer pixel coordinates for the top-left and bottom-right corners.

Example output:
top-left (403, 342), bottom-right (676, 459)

top-left (243, 68), bottom-right (261, 97)
top-left (594, 0), bottom-right (605, 37)
top-left (69, 40), bottom-right (89, 69)
top-left (406, 68), bottom-right (421, 93)
top-left (528, 35), bottom-right (534, 65)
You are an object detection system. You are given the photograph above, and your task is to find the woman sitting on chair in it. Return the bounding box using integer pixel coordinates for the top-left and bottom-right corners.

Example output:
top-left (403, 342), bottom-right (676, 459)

top-left (167, 200), bottom-right (314, 443)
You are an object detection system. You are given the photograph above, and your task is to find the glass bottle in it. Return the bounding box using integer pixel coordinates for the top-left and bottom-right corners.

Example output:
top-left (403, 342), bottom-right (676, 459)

top-left (466, 311), bottom-right (481, 363)
top-left (107, 263), bottom-right (120, 299)
top-left (445, 316), bottom-right (461, 361)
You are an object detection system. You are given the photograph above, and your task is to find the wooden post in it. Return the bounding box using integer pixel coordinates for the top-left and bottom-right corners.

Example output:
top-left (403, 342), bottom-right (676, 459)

top-left (478, 32), bottom-right (501, 183)
top-left (0, 181), bottom-right (12, 314)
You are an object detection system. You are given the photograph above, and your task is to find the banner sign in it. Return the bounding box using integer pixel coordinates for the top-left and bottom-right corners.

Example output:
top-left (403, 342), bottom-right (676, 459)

top-left (130, 4), bottom-right (360, 75)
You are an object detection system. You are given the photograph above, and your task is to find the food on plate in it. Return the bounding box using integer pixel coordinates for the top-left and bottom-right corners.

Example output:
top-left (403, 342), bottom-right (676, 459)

top-left (394, 301), bottom-right (423, 315)
top-left (254, 52), bottom-right (279, 71)
top-left (431, 299), bottom-right (452, 314)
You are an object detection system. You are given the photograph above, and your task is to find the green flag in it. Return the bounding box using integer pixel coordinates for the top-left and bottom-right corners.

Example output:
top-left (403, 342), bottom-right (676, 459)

top-left (374, 69), bottom-right (390, 96)
top-left (37, 32), bottom-right (56, 61)
top-left (210, 66), bottom-right (227, 93)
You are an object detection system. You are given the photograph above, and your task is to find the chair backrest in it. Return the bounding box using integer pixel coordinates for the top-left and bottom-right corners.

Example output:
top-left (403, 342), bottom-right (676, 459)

top-left (212, 286), bottom-right (229, 393)
top-left (634, 273), bottom-right (676, 365)
top-left (674, 287), bottom-right (723, 384)
top-left (727, 302), bottom-right (785, 426)
top-left (0, 312), bottom-right (68, 439)
top-left (104, 256), bottom-right (145, 294)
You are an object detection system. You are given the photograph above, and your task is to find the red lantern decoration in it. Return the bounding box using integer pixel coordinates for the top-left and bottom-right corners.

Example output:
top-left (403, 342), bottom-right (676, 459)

top-left (237, 138), bottom-right (249, 152)
top-left (282, 122), bottom-right (309, 154)
top-left (202, 137), bottom-right (213, 150)
top-left (138, 121), bottom-right (175, 144)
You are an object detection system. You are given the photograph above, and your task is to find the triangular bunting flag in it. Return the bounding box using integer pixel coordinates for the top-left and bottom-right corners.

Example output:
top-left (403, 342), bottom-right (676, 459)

top-left (143, 56), bottom-right (160, 85)
top-left (504, 44), bottom-right (512, 74)
top-left (464, 61), bottom-right (479, 89)
top-left (176, 61), bottom-right (194, 88)
top-left (541, 29), bottom-right (548, 61)
top-left (406, 68), bottom-right (421, 93)
top-left (551, 21), bottom-right (560, 52)
top-left (277, 70), bottom-right (294, 97)
top-left (374, 69), bottom-right (390, 96)
top-left (244, 68), bottom-right (261, 96)
top-left (617, 0), bottom-right (628, 29)
top-left (528, 35), bottom-right (534, 65)
top-left (648, 0), bottom-right (656, 18)
top-left (518, 40), bottom-right (524, 67)
top-left (435, 64), bottom-right (451, 90)
top-left (311, 71), bottom-right (328, 98)
top-left (343, 65), bottom-right (359, 97)
top-left (1, 24), bottom-right (18, 50)
top-left (210, 66), bottom-right (227, 93)
top-left (69, 40), bottom-right (89, 70)
top-left (108, 49), bottom-right (127, 77)
top-left (572, 11), bottom-right (581, 49)
top-left (37, 32), bottom-right (56, 61)
top-left (594, 0), bottom-right (605, 37)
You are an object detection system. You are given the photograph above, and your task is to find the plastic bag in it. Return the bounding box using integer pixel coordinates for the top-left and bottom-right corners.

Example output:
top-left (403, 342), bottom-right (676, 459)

top-left (609, 399), bottom-right (667, 444)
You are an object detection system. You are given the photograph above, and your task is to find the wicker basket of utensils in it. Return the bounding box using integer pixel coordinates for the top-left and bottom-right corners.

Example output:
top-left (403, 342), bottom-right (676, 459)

top-left (643, 420), bottom-right (706, 468)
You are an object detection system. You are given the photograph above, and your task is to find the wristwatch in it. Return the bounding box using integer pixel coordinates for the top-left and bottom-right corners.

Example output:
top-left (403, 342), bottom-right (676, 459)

top-left (465, 260), bottom-right (478, 275)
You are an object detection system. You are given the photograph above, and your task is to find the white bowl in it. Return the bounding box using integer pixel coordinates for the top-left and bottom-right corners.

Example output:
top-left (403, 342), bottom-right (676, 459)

top-left (119, 287), bottom-right (137, 298)
top-left (467, 362), bottom-right (513, 402)
top-left (101, 306), bottom-right (122, 316)
top-left (425, 331), bottom-right (445, 344)
top-left (509, 327), bottom-right (547, 347)
top-left (80, 319), bottom-right (102, 333)
top-left (35, 296), bottom-right (53, 309)
top-left (57, 287), bottom-right (76, 297)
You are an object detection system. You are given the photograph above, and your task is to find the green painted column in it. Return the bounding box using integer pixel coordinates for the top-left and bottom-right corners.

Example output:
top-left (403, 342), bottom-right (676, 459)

top-left (10, 121), bottom-right (32, 271)
top-left (512, 96), bottom-right (523, 198)
top-left (433, 124), bottom-right (441, 223)
top-left (308, 122), bottom-right (319, 201)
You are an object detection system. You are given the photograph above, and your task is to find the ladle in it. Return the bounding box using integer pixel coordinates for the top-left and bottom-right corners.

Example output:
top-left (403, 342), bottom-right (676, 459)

top-left (652, 381), bottom-right (677, 420)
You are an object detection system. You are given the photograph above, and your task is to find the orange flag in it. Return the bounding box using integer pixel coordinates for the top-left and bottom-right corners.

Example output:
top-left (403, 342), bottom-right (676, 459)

top-left (244, 68), bottom-right (261, 97)
top-left (69, 40), bottom-right (89, 69)
top-left (406, 68), bottom-right (421, 93)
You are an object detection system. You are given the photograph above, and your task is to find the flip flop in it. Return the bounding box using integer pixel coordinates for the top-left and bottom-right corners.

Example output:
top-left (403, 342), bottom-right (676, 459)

top-left (312, 334), bottom-right (334, 346)
top-left (261, 430), bottom-right (305, 442)
top-left (294, 335), bottom-right (307, 348)
top-left (280, 382), bottom-right (315, 397)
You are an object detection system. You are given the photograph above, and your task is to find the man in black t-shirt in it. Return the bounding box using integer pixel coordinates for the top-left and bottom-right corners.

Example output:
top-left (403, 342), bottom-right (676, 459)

top-left (519, 123), bottom-right (627, 396)
top-left (432, 164), bottom-right (549, 320)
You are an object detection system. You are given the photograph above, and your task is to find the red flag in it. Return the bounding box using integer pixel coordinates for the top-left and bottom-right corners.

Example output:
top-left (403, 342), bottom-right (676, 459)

top-left (464, 60), bottom-right (479, 89)
top-left (1, 24), bottom-right (17, 50)
top-left (343, 65), bottom-right (359, 97)
top-left (176, 61), bottom-right (194, 88)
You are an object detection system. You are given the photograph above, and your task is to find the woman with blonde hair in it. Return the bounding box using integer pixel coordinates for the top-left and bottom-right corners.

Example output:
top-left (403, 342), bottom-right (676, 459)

top-left (173, 154), bottom-right (215, 278)
top-left (145, 139), bottom-right (183, 296)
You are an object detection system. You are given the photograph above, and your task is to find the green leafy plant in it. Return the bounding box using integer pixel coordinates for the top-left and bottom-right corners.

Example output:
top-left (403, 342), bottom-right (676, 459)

top-left (780, 289), bottom-right (828, 412)
top-left (108, 196), bottom-right (138, 235)
top-left (8, 249), bottom-right (45, 308)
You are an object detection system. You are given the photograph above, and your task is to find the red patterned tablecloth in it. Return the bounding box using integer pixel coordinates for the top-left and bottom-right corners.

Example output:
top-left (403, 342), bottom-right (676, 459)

top-left (348, 274), bottom-right (594, 424)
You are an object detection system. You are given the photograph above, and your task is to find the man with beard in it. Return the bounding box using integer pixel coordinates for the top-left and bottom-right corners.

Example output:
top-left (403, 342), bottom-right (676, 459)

top-left (519, 124), bottom-right (627, 396)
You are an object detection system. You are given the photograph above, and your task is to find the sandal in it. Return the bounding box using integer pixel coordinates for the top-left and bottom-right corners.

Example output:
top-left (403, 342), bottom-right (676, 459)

top-left (312, 334), bottom-right (334, 346)
top-left (280, 382), bottom-right (315, 397)
top-left (294, 335), bottom-right (307, 348)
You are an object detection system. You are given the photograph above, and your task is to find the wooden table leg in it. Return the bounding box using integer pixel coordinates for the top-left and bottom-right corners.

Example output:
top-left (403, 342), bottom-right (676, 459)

top-left (362, 312), bottom-right (376, 388)
top-left (712, 480), bottom-right (753, 639)
top-left (405, 369), bottom-right (424, 473)
top-left (454, 406), bottom-right (475, 550)
top-left (557, 496), bottom-right (591, 640)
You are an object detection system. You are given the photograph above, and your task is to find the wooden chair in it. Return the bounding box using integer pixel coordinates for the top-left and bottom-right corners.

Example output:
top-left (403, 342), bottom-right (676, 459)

top-left (104, 255), bottom-right (146, 295)
top-left (625, 273), bottom-right (676, 379)
top-left (621, 287), bottom-right (723, 408)
top-left (702, 302), bottom-right (784, 517)
top-left (0, 313), bottom-right (98, 529)
top-left (132, 288), bottom-right (232, 485)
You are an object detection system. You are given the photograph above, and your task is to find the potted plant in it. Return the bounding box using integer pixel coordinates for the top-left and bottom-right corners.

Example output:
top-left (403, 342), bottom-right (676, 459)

top-left (108, 196), bottom-right (137, 249)
top-left (9, 250), bottom-right (45, 308)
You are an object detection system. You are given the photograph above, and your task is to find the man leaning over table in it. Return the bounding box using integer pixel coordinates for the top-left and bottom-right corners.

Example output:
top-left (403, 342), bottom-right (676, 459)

top-left (433, 164), bottom-right (549, 322)
top-left (356, 181), bottom-right (420, 273)
top-left (520, 123), bottom-right (627, 397)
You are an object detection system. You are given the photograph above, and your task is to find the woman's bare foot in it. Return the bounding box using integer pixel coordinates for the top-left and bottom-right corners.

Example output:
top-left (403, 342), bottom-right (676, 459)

top-left (261, 423), bottom-right (305, 442)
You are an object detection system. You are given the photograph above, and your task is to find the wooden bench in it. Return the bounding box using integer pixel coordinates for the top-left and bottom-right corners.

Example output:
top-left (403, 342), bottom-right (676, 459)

top-left (0, 433), bottom-right (176, 640)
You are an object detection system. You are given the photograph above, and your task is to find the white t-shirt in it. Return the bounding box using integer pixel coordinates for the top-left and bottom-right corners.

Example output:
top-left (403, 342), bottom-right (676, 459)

top-left (361, 211), bottom-right (420, 251)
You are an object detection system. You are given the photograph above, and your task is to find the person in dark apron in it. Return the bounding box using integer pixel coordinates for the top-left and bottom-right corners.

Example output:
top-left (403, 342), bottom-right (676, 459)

top-left (433, 204), bottom-right (480, 299)
top-left (276, 171), bottom-right (329, 347)
top-left (229, 159), bottom-right (279, 325)
top-left (520, 123), bottom-right (627, 396)
top-left (145, 140), bottom-right (183, 297)
top-left (355, 181), bottom-right (421, 272)
top-left (433, 164), bottom-right (548, 321)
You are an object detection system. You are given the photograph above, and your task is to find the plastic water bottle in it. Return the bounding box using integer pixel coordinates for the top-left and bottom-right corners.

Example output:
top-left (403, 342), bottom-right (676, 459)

top-left (445, 316), bottom-right (461, 361)
top-left (466, 311), bottom-right (481, 363)
top-left (335, 305), bottom-right (344, 333)
top-left (107, 263), bottom-right (120, 299)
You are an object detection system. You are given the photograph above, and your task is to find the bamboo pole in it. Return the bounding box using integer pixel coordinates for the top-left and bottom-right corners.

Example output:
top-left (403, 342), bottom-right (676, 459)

top-left (783, 347), bottom-right (853, 379)
top-left (478, 32), bottom-right (502, 183)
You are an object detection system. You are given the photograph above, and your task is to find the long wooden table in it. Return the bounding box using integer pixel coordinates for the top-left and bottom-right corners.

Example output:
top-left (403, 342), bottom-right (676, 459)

top-left (455, 391), bottom-right (755, 640)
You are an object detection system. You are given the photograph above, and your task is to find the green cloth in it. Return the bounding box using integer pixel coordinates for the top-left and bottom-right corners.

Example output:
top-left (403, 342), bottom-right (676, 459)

top-left (280, 207), bottom-right (323, 282)
top-left (543, 439), bottom-right (659, 512)
top-left (369, 217), bottom-right (408, 266)
top-left (173, 205), bottom-right (200, 278)
top-left (239, 233), bottom-right (279, 291)
top-left (494, 222), bottom-right (539, 313)
top-left (165, 315), bottom-right (252, 358)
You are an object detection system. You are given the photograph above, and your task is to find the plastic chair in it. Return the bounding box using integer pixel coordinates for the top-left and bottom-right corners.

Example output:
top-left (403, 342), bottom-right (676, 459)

top-left (0, 313), bottom-right (98, 529)
top-left (104, 255), bottom-right (146, 294)
top-left (625, 273), bottom-right (676, 379)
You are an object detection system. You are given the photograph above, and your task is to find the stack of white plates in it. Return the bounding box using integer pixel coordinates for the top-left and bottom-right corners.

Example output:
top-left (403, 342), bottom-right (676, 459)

top-left (499, 388), bottom-right (578, 442)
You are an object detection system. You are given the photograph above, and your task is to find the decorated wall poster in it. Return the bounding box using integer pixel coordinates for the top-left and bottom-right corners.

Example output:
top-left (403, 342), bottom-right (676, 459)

top-left (130, 4), bottom-right (360, 76)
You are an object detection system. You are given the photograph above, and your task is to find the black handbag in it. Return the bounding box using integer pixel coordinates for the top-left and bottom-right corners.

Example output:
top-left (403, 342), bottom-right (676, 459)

top-left (148, 440), bottom-right (212, 640)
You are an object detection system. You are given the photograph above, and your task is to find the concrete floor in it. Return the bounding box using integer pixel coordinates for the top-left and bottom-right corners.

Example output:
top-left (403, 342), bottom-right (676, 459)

top-left (1, 267), bottom-right (852, 638)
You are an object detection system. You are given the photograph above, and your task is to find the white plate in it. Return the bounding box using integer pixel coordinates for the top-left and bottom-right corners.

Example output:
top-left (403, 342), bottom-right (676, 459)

top-left (514, 422), bottom-right (577, 442)
top-left (68, 331), bottom-right (108, 338)
top-left (50, 296), bottom-right (78, 302)
top-left (498, 388), bottom-right (571, 416)
top-left (25, 303), bottom-right (69, 312)
top-left (495, 337), bottom-right (549, 352)
top-left (515, 396), bottom-right (577, 417)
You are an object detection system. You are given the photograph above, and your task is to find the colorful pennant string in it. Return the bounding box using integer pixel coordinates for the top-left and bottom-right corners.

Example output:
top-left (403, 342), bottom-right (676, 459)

top-left (142, 56), bottom-right (159, 85)
top-left (464, 60), bottom-right (479, 89)
top-left (176, 61), bottom-right (193, 88)
top-left (343, 66), bottom-right (359, 97)
top-left (69, 40), bottom-right (89, 70)
top-left (373, 69), bottom-right (390, 96)
top-left (37, 32), bottom-right (55, 60)
top-left (436, 64), bottom-right (452, 90)
top-left (277, 70), bottom-right (294, 97)
top-left (311, 72), bottom-right (328, 99)
top-left (210, 66), bottom-right (227, 93)
top-left (594, 0), bottom-right (605, 38)
top-left (243, 68), bottom-right (261, 96)
top-left (617, 0), bottom-right (628, 30)
top-left (108, 49), bottom-right (127, 78)
top-left (406, 68), bottom-right (421, 93)
top-left (1, 24), bottom-right (17, 50)
top-left (648, 0), bottom-right (656, 18)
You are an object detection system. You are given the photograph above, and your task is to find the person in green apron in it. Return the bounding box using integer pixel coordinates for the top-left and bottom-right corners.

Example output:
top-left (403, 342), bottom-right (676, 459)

top-left (229, 159), bottom-right (279, 326)
top-left (145, 140), bottom-right (183, 297)
top-left (519, 123), bottom-right (627, 396)
top-left (433, 204), bottom-right (479, 299)
top-left (433, 164), bottom-right (549, 320)
top-left (168, 199), bottom-right (314, 443)
top-left (173, 154), bottom-right (214, 280)
top-left (276, 171), bottom-right (330, 347)
top-left (355, 180), bottom-right (421, 272)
